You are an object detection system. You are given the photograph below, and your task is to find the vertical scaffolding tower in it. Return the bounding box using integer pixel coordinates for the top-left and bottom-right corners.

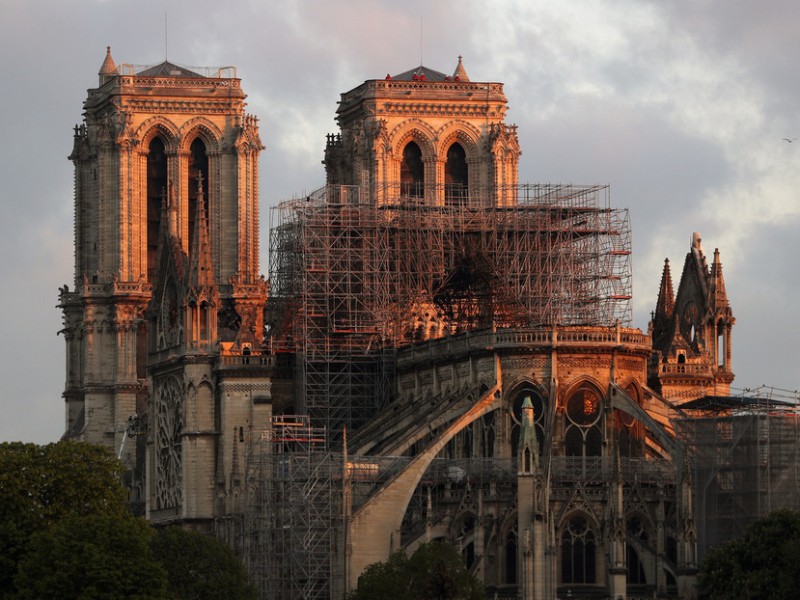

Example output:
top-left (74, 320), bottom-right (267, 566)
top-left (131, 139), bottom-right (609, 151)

top-left (245, 416), bottom-right (339, 600)
top-left (267, 183), bottom-right (632, 437)
top-left (675, 389), bottom-right (800, 556)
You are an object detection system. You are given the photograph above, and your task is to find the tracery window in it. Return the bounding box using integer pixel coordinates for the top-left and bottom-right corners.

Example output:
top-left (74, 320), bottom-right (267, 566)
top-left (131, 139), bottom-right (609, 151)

top-left (400, 141), bottom-right (424, 198)
top-left (155, 376), bottom-right (183, 510)
top-left (561, 514), bottom-right (596, 584)
top-left (147, 137), bottom-right (167, 282)
top-left (615, 385), bottom-right (644, 457)
top-left (564, 385), bottom-right (603, 457)
top-left (445, 142), bottom-right (468, 206)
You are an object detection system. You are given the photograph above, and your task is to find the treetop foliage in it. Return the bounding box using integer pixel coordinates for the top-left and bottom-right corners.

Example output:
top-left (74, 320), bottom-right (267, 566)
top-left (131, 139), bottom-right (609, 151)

top-left (699, 509), bottom-right (800, 600)
top-left (0, 441), bottom-right (129, 594)
top-left (1, 441), bottom-right (254, 599)
top-left (151, 527), bottom-right (257, 600)
top-left (347, 540), bottom-right (485, 600)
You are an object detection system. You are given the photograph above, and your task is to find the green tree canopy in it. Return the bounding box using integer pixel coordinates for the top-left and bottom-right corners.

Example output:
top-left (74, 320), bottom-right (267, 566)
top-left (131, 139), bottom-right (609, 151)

top-left (0, 441), bottom-right (129, 594)
top-left (13, 514), bottom-right (168, 600)
top-left (348, 541), bottom-right (485, 600)
top-left (151, 526), bottom-right (256, 600)
top-left (699, 509), bottom-right (800, 600)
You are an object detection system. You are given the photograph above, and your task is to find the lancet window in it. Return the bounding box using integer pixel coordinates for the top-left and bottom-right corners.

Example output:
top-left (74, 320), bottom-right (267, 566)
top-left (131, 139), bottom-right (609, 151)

top-left (504, 527), bottom-right (518, 584)
top-left (400, 141), bottom-right (424, 198)
top-left (188, 138), bottom-right (209, 253)
top-left (615, 384), bottom-right (644, 457)
top-left (147, 137), bottom-right (168, 282)
top-left (445, 142), bottom-right (468, 206)
top-left (561, 514), bottom-right (596, 584)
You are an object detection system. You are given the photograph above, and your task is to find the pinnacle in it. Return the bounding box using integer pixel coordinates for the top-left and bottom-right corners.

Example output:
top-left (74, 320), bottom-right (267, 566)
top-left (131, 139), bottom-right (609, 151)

top-left (453, 55), bottom-right (470, 82)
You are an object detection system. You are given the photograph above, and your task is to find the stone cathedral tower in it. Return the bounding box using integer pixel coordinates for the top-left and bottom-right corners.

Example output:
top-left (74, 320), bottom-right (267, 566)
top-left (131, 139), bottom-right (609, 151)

top-left (59, 48), bottom-right (270, 531)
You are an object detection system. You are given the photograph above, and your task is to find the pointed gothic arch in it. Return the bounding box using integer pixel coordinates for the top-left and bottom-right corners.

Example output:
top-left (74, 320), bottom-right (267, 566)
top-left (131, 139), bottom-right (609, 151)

top-left (389, 121), bottom-right (436, 201)
top-left (138, 117), bottom-right (181, 152)
top-left (177, 117), bottom-right (224, 153)
top-left (445, 142), bottom-right (469, 206)
top-left (400, 141), bottom-right (424, 198)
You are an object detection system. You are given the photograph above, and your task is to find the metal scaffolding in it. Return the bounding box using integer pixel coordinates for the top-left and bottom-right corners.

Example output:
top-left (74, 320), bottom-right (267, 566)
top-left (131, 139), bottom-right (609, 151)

top-left (267, 183), bottom-right (632, 436)
top-left (674, 389), bottom-right (800, 557)
top-left (245, 416), bottom-right (338, 600)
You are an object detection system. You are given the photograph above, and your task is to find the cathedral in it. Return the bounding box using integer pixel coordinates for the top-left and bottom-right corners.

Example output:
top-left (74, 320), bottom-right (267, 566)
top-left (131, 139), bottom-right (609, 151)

top-left (60, 48), bottom-right (745, 599)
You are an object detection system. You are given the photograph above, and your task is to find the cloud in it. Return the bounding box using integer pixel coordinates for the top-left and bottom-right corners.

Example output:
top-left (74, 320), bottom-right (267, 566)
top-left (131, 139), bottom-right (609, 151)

top-left (2, 0), bottom-right (799, 443)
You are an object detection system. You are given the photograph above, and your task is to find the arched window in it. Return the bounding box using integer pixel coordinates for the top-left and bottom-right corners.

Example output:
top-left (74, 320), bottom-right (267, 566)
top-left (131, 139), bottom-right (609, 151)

top-left (147, 137), bottom-right (168, 282)
top-left (615, 385), bottom-right (644, 457)
top-left (462, 423), bottom-right (473, 458)
top-left (188, 138), bottom-right (209, 252)
top-left (445, 142), bottom-right (468, 206)
top-left (505, 528), bottom-right (518, 584)
top-left (561, 515), bottom-right (596, 584)
top-left (481, 411), bottom-right (495, 458)
top-left (199, 301), bottom-right (209, 340)
top-left (564, 385), bottom-right (603, 458)
top-left (401, 141), bottom-right (424, 198)
top-left (627, 516), bottom-right (649, 584)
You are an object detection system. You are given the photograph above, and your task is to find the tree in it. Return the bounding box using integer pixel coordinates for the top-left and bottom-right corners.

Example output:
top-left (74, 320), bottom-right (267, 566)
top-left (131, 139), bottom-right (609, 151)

top-left (348, 541), bottom-right (485, 600)
top-left (699, 509), bottom-right (800, 600)
top-left (13, 514), bottom-right (168, 600)
top-left (0, 441), bottom-right (129, 595)
top-left (151, 526), bottom-right (256, 600)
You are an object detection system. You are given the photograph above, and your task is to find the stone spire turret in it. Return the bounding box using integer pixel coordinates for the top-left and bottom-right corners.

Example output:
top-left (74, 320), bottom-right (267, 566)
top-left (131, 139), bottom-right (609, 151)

top-left (655, 258), bottom-right (675, 319)
top-left (453, 54), bottom-right (469, 81)
top-left (188, 173), bottom-right (215, 290)
top-left (710, 248), bottom-right (729, 311)
top-left (99, 46), bottom-right (117, 85)
top-left (519, 396), bottom-right (540, 472)
top-left (650, 258), bottom-right (675, 353)
top-left (452, 55), bottom-right (470, 82)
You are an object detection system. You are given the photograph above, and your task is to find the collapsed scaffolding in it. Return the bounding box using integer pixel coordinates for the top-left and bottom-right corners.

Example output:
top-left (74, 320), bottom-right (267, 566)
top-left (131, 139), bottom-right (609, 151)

top-left (674, 388), bottom-right (800, 557)
top-left (267, 183), bottom-right (633, 436)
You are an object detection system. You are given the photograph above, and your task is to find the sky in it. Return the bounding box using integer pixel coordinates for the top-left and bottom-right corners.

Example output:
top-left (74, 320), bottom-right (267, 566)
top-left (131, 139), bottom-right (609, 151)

top-left (1, 0), bottom-right (799, 444)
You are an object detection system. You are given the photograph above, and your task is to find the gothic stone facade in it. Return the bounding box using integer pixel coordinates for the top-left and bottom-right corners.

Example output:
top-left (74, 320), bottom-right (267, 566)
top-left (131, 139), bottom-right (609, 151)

top-left (60, 49), bottom-right (270, 532)
top-left (61, 51), bottom-right (735, 599)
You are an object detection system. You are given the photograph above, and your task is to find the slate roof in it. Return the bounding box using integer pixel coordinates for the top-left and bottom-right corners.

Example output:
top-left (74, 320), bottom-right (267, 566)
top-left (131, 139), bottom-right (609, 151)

top-left (136, 61), bottom-right (205, 78)
top-left (390, 65), bottom-right (450, 82)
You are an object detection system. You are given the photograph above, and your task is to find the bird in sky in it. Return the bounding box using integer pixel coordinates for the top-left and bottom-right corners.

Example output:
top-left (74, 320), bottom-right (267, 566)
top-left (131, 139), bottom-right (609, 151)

top-left (782, 138), bottom-right (796, 143)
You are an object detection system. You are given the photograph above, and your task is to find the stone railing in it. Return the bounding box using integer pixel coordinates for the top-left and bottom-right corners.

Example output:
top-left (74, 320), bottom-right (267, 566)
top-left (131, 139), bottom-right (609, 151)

top-left (397, 326), bottom-right (651, 368)
top-left (549, 456), bottom-right (676, 484)
top-left (659, 363), bottom-right (713, 376)
top-left (218, 354), bottom-right (274, 368)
